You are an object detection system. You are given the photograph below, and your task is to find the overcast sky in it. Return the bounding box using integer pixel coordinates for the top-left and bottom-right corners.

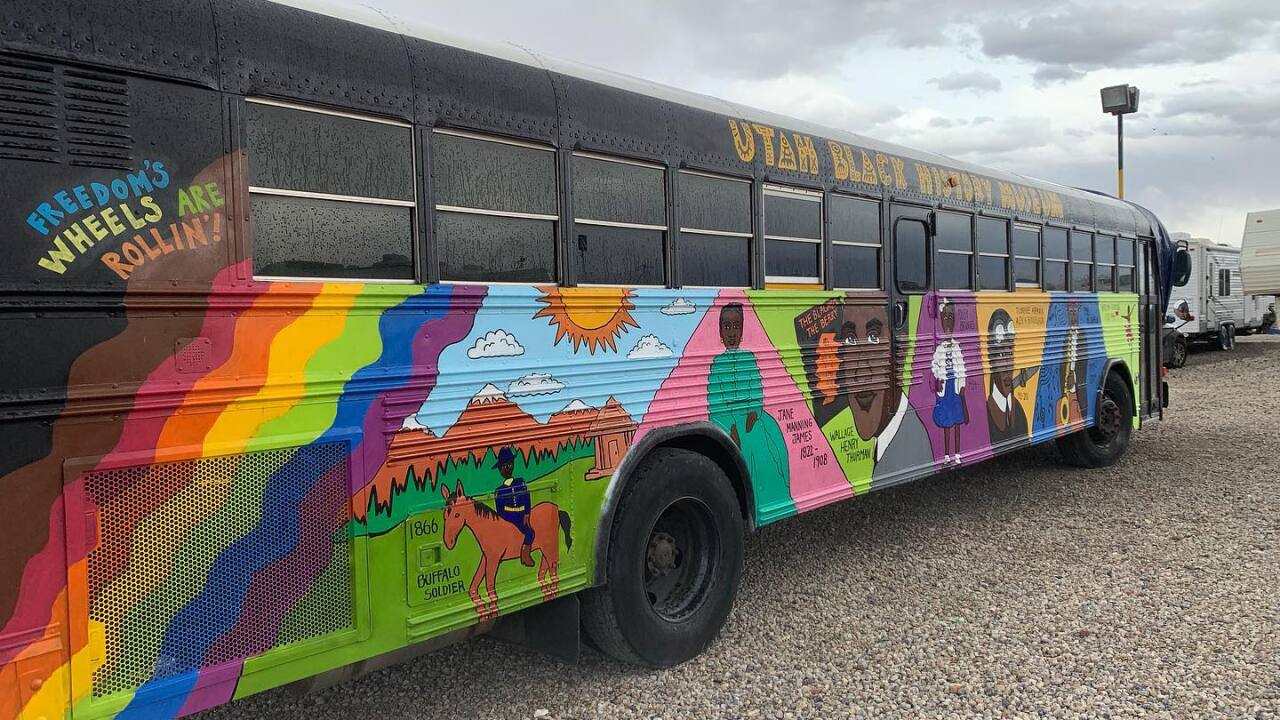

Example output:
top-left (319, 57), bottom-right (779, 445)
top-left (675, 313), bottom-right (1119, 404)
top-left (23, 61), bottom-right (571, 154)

top-left (368, 0), bottom-right (1279, 244)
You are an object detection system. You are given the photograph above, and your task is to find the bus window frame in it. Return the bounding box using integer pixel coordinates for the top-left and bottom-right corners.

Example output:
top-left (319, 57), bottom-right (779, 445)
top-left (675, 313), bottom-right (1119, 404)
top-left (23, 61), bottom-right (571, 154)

top-left (893, 215), bottom-right (931, 295)
top-left (430, 127), bottom-right (561, 286)
top-left (246, 97), bottom-right (420, 284)
top-left (762, 183), bottom-right (824, 285)
top-left (1012, 222), bottom-right (1042, 289)
top-left (675, 168), bottom-right (754, 289)
top-left (828, 192), bottom-right (884, 291)
top-left (571, 150), bottom-right (669, 289)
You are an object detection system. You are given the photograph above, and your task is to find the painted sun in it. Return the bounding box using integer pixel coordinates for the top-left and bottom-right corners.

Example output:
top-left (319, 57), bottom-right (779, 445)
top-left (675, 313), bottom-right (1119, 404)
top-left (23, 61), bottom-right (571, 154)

top-left (533, 286), bottom-right (640, 353)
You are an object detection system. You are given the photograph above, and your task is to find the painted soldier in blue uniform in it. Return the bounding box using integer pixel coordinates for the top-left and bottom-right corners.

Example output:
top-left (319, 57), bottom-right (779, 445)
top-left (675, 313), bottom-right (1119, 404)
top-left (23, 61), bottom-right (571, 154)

top-left (493, 447), bottom-right (535, 567)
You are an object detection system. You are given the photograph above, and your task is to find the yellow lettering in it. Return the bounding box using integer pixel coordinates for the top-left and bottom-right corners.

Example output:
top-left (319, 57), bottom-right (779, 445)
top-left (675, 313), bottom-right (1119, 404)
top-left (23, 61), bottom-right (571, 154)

top-left (860, 150), bottom-right (878, 186)
top-left (875, 153), bottom-right (893, 186)
top-left (916, 163), bottom-right (934, 194)
top-left (999, 182), bottom-right (1017, 210)
top-left (730, 119), bottom-right (755, 162)
top-left (140, 195), bottom-right (162, 223)
top-left (776, 132), bottom-right (798, 171)
top-left (63, 223), bottom-right (94, 253)
top-left (752, 123), bottom-right (776, 165)
top-left (981, 178), bottom-right (994, 206)
top-left (82, 215), bottom-right (108, 242)
top-left (37, 237), bottom-right (76, 274)
top-left (969, 175), bottom-right (985, 203)
top-left (101, 206), bottom-right (126, 236)
top-left (889, 156), bottom-right (906, 190)
top-left (960, 173), bottom-right (974, 202)
top-left (794, 134), bottom-right (818, 174)
top-left (845, 146), bottom-right (862, 182)
top-left (829, 141), bottom-right (849, 180)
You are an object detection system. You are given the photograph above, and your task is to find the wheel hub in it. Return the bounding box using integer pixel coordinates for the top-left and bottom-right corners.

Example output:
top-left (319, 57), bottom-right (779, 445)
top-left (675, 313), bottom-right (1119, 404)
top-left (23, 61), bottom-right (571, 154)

top-left (1097, 397), bottom-right (1122, 440)
top-left (646, 531), bottom-right (681, 576)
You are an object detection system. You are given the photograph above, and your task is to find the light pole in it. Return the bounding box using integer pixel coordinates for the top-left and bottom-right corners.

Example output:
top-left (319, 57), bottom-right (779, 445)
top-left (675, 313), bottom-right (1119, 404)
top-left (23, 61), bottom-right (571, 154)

top-left (1100, 84), bottom-right (1140, 199)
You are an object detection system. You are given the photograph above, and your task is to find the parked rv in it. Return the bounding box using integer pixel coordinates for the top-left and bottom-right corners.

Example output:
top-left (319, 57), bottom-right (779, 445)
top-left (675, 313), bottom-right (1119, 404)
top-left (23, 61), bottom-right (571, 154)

top-left (1164, 233), bottom-right (1270, 357)
top-left (1241, 209), bottom-right (1280, 297)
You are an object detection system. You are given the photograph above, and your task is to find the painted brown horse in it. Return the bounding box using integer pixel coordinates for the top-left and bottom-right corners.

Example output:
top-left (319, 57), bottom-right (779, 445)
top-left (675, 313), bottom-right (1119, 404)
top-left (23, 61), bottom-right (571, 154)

top-left (441, 481), bottom-right (573, 620)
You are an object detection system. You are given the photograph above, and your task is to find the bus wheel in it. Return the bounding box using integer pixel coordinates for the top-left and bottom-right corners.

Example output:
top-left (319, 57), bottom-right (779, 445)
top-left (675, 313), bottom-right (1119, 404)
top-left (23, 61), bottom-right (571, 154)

top-left (581, 447), bottom-right (744, 668)
top-left (1058, 371), bottom-right (1133, 468)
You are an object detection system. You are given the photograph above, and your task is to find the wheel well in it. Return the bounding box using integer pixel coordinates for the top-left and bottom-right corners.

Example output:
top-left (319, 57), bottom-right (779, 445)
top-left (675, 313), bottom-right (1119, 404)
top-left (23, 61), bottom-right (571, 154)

top-left (590, 424), bottom-right (754, 586)
top-left (659, 434), bottom-right (754, 530)
top-left (1101, 360), bottom-right (1135, 413)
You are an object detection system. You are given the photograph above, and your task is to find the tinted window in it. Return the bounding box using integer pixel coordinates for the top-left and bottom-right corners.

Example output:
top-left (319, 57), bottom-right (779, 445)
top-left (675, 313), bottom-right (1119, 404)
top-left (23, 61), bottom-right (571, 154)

top-left (895, 219), bottom-right (928, 292)
top-left (1044, 261), bottom-right (1068, 291)
top-left (1117, 238), bottom-right (1136, 265)
top-left (434, 133), bottom-right (556, 215)
top-left (978, 255), bottom-right (1008, 290)
top-left (436, 212), bottom-right (554, 283)
top-left (1096, 234), bottom-right (1116, 264)
top-left (1072, 262), bottom-right (1093, 292)
top-left (1117, 265), bottom-right (1135, 292)
top-left (1071, 231), bottom-right (1094, 262)
top-left (936, 251), bottom-right (971, 290)
top-left (434, 132), bottom-right (559, 283)
top-left (1044, 227), bottom-right (1068, 260)
top-left (680, 233), bottom-right (750, 287)
top-left (1096, 266), bottom-right (1115, 292)
top-left (247, 102), bottom-right (413, 201)
top-left (976, 217), bottom-right (1008, 255)
top-left (935, 212), bottom-right (972, 252)
top-left (764, 192), bottom-right (822, 239)
top-left (1014, 258), bottom-right (1039, 285)
top-left (1013, 225), bottom-right (1040, 257)
top-left (680, 173), bottom-right (750, 234)
top-left (248, 102), bottom-right (415, 280)
top-left (251, 195), bottom-right (413, 279)
top-left (575, 226), bottom-right (664, 285)
top-left (573, 155), bottom-right (665, 226)
top-left (830, 196), bottom-right (880, 244)
top-left (765, 238), bottom-right (821, 278)
top-left (833, 244), bottom-right (879, 289)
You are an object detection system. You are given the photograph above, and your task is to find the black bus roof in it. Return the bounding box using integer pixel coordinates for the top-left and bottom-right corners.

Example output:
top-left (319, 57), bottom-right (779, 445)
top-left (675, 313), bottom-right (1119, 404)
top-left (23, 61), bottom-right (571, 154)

top-left (4, 0), bottom-right (1159, 238)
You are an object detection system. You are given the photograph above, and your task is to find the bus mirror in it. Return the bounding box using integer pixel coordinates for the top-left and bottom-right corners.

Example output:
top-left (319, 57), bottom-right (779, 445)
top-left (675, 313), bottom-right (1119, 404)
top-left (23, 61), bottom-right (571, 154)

top-left (1173, 247), bottom-right (1192, 287)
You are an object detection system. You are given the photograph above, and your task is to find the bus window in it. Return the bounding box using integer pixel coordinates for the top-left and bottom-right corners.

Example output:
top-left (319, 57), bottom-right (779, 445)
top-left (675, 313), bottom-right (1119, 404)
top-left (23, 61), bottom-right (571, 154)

top-left (1043, 227), bottom-right (1068, 291)
top-left (1013, 223), bottom-right (1041, 287)
top-left (935, 211), bottom-right (972, 290)
top-left (830, 195), bottom-right (881, 290)
top-left (247, 99), bottom-right (415, 281)
top-left (894, 217), bottom-right (929, 293)
top-left (976, 216), bottom-right (1010, 291)
top-left (1117, 238), bottom-right (1136, 292)
top-left (678, 171), bottom-right (752, 287)
top-left (433, 130), bottom-right (558, 283)
top-left (573, 153), bottom-right (666, 286)
top-left (1096, 234), bottom-right (1117, 292)
top-left (763, 185), bottom-right (823, 284)
top-left (1071, 231), bottom-right (1094, 292)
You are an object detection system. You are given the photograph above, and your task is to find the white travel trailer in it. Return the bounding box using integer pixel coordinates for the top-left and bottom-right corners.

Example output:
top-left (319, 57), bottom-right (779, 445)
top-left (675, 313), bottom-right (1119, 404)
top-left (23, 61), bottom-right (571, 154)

top-left (1164, 233), bottom-right (1270, 365)
top-left (1241, 209), bottom-right (1280, 296)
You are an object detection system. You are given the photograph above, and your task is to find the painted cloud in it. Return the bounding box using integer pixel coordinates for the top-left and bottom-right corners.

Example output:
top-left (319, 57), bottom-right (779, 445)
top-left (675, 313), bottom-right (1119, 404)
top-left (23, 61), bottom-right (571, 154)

top-left (627, 334), bottom-right (674, 359)
top-left (508, 372), bottom-right (566, 396)
top-left (467, 329), bottom-right (525, 358)
top-left (660, 297), bottom-right (696, 316)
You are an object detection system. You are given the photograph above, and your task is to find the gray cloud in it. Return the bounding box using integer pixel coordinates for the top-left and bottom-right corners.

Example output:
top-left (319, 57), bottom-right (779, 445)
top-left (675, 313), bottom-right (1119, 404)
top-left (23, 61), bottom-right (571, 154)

top-left (928, 70), bottom-right (1002, 93)
top-left (1154, 86), bottom-right (1280, 138)
top-left (981, 1), bottom-right (1280, 81)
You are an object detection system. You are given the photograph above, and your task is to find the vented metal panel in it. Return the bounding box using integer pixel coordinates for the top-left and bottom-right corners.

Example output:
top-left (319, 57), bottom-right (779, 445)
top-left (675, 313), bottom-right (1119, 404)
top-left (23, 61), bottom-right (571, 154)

top-left (0, 54), bottom-right (133, 168)
top-left (84, 443), bottom-right (353, 699)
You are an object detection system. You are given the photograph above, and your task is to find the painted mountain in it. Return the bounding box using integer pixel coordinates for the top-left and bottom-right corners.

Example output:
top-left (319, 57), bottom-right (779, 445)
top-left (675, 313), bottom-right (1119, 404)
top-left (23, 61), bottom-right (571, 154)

top-left (353, 385), bottom-right (637, 531)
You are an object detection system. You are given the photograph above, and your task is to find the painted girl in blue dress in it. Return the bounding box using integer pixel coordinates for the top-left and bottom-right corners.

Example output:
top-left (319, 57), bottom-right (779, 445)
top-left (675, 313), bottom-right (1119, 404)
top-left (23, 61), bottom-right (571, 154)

top-left (930, 298), bottom-right (969, 464)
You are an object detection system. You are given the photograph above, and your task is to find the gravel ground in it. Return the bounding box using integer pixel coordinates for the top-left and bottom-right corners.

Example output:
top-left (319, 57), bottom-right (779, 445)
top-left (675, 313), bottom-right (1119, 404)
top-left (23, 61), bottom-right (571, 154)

top-left (205, 337), bottom-right (1280, 720)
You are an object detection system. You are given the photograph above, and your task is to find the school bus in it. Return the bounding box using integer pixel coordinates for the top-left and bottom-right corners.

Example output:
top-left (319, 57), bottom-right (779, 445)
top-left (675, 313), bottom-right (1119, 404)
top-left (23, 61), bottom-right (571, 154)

top-left (0, 1), bottom-right (1190, 718)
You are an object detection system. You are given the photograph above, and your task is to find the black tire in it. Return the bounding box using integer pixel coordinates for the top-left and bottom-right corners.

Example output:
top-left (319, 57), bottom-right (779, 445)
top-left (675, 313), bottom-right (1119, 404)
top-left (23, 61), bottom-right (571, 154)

top-left (1058, 371), bottom-right (1134, 468)
top-left (581, 447), bottom-right (744, 668)
top-left (1211, 324), bottom-right (1235, 351)
top-left (1167, 336), bottom-right (1188, 369)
